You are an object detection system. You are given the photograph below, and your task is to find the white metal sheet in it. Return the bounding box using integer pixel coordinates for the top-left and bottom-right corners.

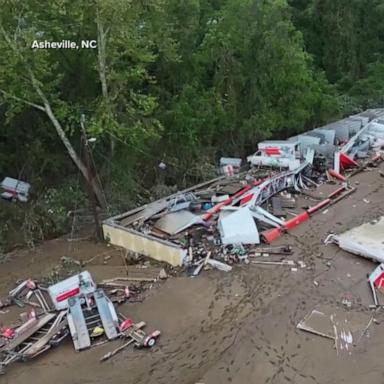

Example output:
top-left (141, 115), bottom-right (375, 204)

top-left (218, 207), bottom-right (260, 245)
top-left (154, 210), bottom-right (203, 235)
top-left (331, 217), bottom-right (384, 262)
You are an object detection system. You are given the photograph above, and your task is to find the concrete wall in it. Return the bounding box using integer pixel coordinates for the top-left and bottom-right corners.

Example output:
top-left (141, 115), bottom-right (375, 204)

top-left (102, 223), bottom-right (186, 266)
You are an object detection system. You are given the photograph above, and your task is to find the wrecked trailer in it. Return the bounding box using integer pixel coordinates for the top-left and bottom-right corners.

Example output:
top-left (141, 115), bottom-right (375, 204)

top-left (103, 108), bottom-right (384, 269)
top-left (102, 176), bottom-right (229, 266)
top-left (102, 165), bottom-right (312, 267)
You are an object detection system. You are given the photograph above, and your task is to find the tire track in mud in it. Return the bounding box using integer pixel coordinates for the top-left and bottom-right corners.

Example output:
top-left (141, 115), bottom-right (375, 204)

top-left (132, 173), bottom-right (383, 384)
top-left (132, 270), bottom-right (280, 384)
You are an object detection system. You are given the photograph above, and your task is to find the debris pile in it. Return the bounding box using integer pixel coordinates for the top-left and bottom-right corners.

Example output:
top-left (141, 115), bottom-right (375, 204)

top-left (103, 109), bottom-right (384, 272)
top-left (0, 271), bottom-right (160, 374)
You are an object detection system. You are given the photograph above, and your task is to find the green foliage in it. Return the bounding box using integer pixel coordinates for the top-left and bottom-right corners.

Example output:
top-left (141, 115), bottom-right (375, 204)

top-left (0, 184), bottom-right (87, 253)
top-left (347, 61), bottom-right (384, 110)
top-left (158, 0), bottom-right (340, 165)
top-left (20, 184), bottom-right (87, 246)
top-left (1, 0), bottom-right (382, 236)
top-left (290, 0), bottom-right (384, 112)
top-left (38, 185), bottom-right (87, 233)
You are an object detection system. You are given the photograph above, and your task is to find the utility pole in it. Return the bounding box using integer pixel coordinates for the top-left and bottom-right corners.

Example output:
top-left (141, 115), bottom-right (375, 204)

top-left (80, 114), bottom-right (103, 240)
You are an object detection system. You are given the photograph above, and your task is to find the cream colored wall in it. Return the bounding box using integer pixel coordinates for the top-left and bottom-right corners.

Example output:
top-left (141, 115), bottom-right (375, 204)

top-left (102, 224), bottom-right (186, 266)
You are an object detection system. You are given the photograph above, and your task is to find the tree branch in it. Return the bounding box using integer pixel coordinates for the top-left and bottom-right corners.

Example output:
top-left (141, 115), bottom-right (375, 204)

top-left (0, 23), bottom-right (106, 207)
top-left (0, 88), bottom-right (45, 111)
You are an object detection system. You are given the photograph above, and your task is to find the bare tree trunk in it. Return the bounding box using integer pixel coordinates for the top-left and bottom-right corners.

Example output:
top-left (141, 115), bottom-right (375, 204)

top-left (97, 16), bottom-right (108, 100)
top-left (30, 75), bottom-right (106, 208)
top-left (0, 26), bottom-right (106, 208)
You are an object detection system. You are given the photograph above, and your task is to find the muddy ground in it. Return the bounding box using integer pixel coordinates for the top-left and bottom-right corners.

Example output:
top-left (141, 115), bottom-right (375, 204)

top-left (0, 163), bottom-right (383, 384)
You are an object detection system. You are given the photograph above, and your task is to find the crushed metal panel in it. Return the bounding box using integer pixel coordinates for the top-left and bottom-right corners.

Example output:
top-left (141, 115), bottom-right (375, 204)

top-left (154, 210), bottom-right (203, 235)
top-left (319, 118), bottom-right (362, 142)
top-left (219, 157), bottom-right (242, 168)
top-left (311, 143), bottom-right (336, 161)
top-left (330, 217), bottom-right (384, 262)
top-left (94, 289), bottom-right (119, 340)
top-left (341, 123), bottom-right (370, 153)
top-left (67, 296), bottom-right (91, 351)
top-left (218, 207), bottom-right (260, 245)
top-left (2, 313), bottom-right (56, 352)
top-left (314, 128), bottom-right (336, 145)
top-left (306, 130), bottom-right (326, 143)
top-left (297, 309), bottom-right (334, 339)
top-left (305, 148), bottom-right (315, 165)
top-left (333, 123), bottom-right (350, 142)
top-left (366, 121), bottom-right (384, 140)
top-left (102, 223), bottom-right (186, 266)
top-left (107, 175), bottom-right (226, 224)
top-left (22, 311), bottom-right (68, 358)
top-left (251, 206), bottom-right (284, 226)
top-left (120, 200), bottom-right (168, 227)
top-left (369, 263), bottom-right (384, 290)
top-left (297, 135), bottom-right (321, 154)
top-left (297, 306), bottom-right (372, 354)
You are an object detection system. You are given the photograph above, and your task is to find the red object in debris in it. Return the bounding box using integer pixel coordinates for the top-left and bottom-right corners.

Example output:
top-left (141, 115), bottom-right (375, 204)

top-left (339, 152), bottom-right (359, 169)
top-left (120, 318), bottom-right (134, 332)
top-left (239, 179), bottom-right (266, 206)
top-left (374, 273), bottom-right (384, 289)
top-left (307, 199), bottom-right (331, 215)
top-left (223, 165), bottom-right (235, 176)
top-left (143, 330), bottom-right (161, 347)
top-left (328, 169), bottom-right (346, 182)
top-left (327, 186), bottom-right (346, 199)
top-left (240, 194), bottom-right (253, 205)
top-left (202, 185), bottom-right (253, 221)
top-left (1, 327), bottom-right (15, 339)
top-left (261, 228), bottom-right (282, 244)
top-left (56, 287), bottom-right (80, 303)
top-left (283, 212), bottom-right (310, 230)
top-left (124, 286), bottom-right (130, 298)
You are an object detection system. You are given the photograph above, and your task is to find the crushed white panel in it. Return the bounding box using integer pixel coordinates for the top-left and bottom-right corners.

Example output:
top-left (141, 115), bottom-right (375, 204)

top-left (206, 259), bottom-right (232, 272)
top-left (250, 206), bottom-right (284, 227)
top-left (154, 210), bottom-right (203, 235)
top-left (218, 207), bottom-right (260, 245)
top-left (327, 217), bottom-right (384, 262)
